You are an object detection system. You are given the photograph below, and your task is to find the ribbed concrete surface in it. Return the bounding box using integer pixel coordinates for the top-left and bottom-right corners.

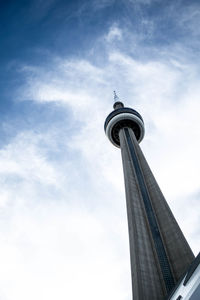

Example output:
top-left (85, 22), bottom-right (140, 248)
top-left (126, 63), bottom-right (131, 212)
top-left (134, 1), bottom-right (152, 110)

top-left (119, 128), bottom-right (194, 300)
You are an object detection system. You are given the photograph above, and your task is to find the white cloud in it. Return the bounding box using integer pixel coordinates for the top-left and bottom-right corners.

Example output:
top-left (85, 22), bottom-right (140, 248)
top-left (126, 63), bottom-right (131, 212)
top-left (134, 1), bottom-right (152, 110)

top-left (19, 41), bottom-right (200, 254)
top-left (0, 126), bottom-right (131, 300)
top-left (105, 25), bottom-right (122, 43)
top-left (0, 203), bottom-right (130, 300)
top-left (1, 20), bottom-right (200, 300)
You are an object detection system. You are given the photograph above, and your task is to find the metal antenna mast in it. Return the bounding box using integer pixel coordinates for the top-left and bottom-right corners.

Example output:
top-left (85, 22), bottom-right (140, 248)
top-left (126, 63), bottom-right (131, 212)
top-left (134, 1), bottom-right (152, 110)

top-left (113, 91), bottom-right (119, 103)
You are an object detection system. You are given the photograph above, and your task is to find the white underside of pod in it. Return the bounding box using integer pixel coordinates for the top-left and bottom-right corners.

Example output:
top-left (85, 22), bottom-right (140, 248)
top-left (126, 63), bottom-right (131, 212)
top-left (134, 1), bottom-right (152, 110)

top-left (105, 112), bottom-right (145, 147)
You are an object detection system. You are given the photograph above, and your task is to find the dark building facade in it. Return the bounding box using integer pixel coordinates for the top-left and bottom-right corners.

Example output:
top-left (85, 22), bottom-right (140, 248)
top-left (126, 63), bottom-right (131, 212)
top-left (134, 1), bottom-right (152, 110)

top-left (104, 101), bottom-right (195, 300)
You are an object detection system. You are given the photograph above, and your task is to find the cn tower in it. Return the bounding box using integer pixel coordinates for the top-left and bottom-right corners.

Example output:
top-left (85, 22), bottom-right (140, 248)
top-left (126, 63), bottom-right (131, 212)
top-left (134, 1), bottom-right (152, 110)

top-left (104, 95), bottom-right (195, 299)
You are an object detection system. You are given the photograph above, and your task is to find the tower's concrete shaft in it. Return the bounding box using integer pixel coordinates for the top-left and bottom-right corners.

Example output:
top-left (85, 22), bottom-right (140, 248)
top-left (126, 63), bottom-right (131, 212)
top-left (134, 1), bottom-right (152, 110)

top-left (120, 127), bottom-right (194, 299)
top-left (104, 101), bottom-right (194, 299)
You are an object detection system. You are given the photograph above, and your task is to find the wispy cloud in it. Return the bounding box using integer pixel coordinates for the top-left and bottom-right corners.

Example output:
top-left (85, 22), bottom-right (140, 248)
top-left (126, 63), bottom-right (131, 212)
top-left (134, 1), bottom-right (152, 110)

top-left (18, 23), bottom-right (200, 252)
top-left (0, 2), bottom-right (200, 299)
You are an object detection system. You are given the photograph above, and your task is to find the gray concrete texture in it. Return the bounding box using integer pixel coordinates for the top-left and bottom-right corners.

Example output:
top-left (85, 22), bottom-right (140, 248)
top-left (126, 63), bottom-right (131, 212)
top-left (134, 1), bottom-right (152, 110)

top-left (119, 128), bottom-right (194, 300)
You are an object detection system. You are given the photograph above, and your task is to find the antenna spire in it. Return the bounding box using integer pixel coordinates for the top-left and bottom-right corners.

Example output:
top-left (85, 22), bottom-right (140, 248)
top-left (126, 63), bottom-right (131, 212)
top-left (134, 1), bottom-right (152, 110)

top-left (113, 90), bottom-right (119, 103)
top-left (113, 91), bottom-right (124, 109)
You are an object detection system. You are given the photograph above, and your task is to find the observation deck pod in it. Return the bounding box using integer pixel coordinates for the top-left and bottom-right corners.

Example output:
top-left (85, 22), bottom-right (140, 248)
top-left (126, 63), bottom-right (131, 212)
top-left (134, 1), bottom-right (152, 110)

top-left (104, 101), bottom-right (145, 148)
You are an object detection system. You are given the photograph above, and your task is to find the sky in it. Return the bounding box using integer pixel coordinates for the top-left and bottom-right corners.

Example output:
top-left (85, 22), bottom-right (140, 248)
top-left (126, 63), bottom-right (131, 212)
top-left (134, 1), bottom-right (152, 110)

top-left (0, 0), bottom-right (200, 299)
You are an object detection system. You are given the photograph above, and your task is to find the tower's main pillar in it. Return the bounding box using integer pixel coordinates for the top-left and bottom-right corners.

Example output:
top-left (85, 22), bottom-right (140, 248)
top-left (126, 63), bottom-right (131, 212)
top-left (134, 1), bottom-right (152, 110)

top-left (104, 101), bottom-right (194, 300)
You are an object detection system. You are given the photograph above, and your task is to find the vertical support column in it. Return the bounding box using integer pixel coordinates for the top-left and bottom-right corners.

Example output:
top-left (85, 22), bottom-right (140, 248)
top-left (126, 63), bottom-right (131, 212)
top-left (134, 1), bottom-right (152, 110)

top-left (119, 128), bottom-right (167, 299)
top-left (119, 126), bottom-right (194, 299)
top-left (131, 129), bottom-right (195, 281)
top-left (124, 127), bottom-right (175, 290)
